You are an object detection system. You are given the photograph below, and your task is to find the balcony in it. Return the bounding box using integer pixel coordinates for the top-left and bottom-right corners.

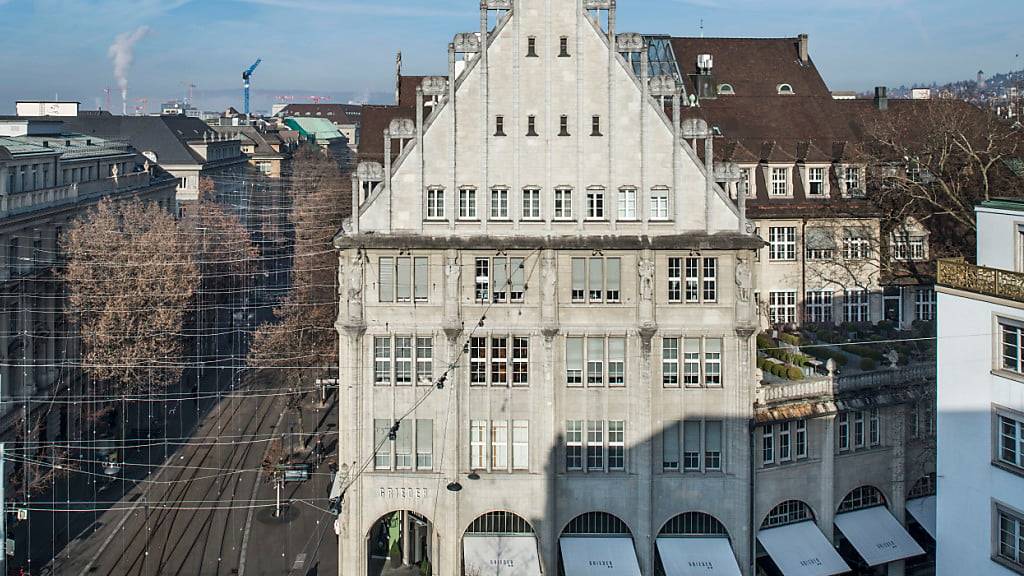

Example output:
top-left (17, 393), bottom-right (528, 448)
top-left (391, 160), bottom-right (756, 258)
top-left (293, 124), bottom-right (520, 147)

top-left (1, 172), bottom-right (152, 218)
top-left (756, 363), bottom-right (936, 405)
top-left (937, 258), bottom-right (1024, 303)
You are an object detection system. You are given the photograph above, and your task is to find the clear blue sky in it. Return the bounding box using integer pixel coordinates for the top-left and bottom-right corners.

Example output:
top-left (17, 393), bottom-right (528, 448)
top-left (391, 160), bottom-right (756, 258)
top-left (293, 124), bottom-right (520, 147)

top-left (0, 0), bottom-right (1020, 114)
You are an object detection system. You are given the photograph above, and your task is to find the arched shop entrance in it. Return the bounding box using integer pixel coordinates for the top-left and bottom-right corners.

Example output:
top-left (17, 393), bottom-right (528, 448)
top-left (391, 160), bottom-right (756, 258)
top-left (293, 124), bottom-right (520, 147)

top-left (462, 511), bottom-right (541, 576)
top-left (367, 510), bottom-right (434, 576)
top-left (655, 512), bottom-right (742, 576)
top-left (558, 512), bottom-right (640, 576)
top-left (833, 486), bottom-right (924, 574)
top-left (756, 500), bottom-right (848, 576)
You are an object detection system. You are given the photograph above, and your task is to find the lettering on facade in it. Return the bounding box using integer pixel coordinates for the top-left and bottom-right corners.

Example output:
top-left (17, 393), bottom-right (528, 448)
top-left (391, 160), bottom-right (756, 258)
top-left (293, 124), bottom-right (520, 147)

top-left (489, 559), bottom-right (516, 567)
top-left (799, 557), bottom-right (823, 567)
top-left (377, 487), bottom-right (429, 499)
top-left (876, 539), bottom-right (898, 550)
top-left (588, 560), bottom-right (615, 568)
top-left (688, 560), bottom-right (715, 569)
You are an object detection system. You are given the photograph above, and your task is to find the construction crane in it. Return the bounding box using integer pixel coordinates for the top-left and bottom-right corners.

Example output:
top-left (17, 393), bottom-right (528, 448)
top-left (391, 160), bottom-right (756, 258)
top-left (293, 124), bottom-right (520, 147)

top-left (242, 58), bottom-right (262, 116)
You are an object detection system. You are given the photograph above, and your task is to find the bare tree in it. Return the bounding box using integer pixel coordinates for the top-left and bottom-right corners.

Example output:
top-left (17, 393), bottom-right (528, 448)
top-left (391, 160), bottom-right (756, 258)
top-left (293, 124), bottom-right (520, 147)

top-left (859, 99), bottom-right (1024, 259)
top-left (62, 198), bottom-right (199, 395)
top-left (249, 146), bottom-right (350, 386)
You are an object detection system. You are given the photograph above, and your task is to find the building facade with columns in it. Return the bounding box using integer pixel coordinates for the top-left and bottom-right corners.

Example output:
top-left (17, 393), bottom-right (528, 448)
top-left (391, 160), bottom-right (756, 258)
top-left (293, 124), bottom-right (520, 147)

top-left (335, 2), bottom-right (935, 576)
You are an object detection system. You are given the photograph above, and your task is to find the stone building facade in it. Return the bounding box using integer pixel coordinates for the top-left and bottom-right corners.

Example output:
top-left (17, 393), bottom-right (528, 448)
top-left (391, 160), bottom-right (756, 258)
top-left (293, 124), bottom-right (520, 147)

top-left (0, 117), bottom-right (177, 454)
top-left (335, 2), bottom-right (936, 576)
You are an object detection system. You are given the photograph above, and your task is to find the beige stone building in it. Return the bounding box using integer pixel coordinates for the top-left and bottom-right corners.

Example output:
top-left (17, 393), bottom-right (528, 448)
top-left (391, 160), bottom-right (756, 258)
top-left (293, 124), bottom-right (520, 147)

top-left (334, 2), bottom-right (936, 576)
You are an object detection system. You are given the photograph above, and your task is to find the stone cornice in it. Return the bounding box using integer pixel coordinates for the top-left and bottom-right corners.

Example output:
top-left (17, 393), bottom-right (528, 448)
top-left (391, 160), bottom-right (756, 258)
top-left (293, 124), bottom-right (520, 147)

top-left (334, 232), bottom-right (764, 251)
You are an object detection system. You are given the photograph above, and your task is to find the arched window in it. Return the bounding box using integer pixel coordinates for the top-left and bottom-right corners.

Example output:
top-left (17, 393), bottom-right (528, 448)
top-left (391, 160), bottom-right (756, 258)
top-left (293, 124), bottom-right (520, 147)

top-left (762, 500), bottom-right (814, 528)
top-left (908, 474), bottom-right (936, 498)
top-left (777, 83), bottom-right (795, 95)
top-left (563, 512), bottom-right (630, 535)
top-left (717, 83), bottom-right (735, 95)
top-left (660, 512), bottom-right (728, 537)
top-left (838, 486), bottom-right (886, 512)
top-left (466, 511), bottom-right (534, 534)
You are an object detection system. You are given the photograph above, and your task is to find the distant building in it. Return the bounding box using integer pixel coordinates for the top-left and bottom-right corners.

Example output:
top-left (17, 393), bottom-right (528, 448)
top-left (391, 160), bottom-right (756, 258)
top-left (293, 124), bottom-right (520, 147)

top-left (910, 88), bottom-right (932, 100)
top-left (276, 103), bottom-right (361, 153)
top-left (59, 112), bottom-right (250, 215)
top-left (159, 100), bottom-right (201, 118)
top-left (0, 116), bottom-right (177, 472)
top-left (281, 116), bottom-right (350, 164)
top-left (15, 101), bottom-right (80, 118)
top-left (936, 199), bottom-right (1024, 575)
top-left (831, 91), bottom-right (858, 100)
top-left (210, 124), bottom-right (297, 178)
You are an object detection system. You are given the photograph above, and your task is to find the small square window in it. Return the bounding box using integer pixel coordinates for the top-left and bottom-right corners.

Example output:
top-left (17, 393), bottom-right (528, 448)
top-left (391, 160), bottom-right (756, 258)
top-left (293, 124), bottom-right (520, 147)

top-left (527, 115), bottom-right (538, 137)
top-left (526, 37), bottom-right (538, 58)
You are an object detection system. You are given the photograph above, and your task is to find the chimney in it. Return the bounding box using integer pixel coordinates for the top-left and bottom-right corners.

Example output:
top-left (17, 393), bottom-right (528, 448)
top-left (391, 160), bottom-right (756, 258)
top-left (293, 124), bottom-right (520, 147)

top-left (874, 86), bottom-right (888, 111)
top-left (798, 34), bottom-right (809, 65)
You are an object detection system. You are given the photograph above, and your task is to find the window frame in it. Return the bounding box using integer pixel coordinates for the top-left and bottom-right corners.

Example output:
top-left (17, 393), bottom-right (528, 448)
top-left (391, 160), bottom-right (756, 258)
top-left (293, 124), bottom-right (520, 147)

top-left (490, 187), bottom-right (510, 220)
top-left (553, 187), bottom-right (573, 220)
top-left (770, 166), bottom-right (791, 197)
top-left (569, 256), bottom-right (622, 304)
top-left (806, 165), bottom-right (828, 197)
top-left (426, 186), bottom-right (446, 220)
top-left (469, 334), bottom-right (530, 387)
top-left (999, 319), bottom-right (1024, 376)
top-left (521, 187), bottom-right (542, 220)
top-left (843, 289), bottom-right (870, 323)
top-left (459, 187), bottom-right (478, 220)
top-left (372, 334), bottom-right (434, 386)
top-left (666, 256), bottom-right (718, 303)
top-left (994, 501), bottom-right (1024, 572)
top-left (649, 187), bottom-right (670, 220)
top-left (805, 290), bottom-right (834, 324)
top-left (617, 187), bottom-right (637, 221)
top-left (768, 227), bottom-right (797, 261)
top-left (586, 187), bottom-right (606, 220)
top-left (768, 291), bottom-right (797, 325)
top-left (994, 407), bottom-right (1024, 474)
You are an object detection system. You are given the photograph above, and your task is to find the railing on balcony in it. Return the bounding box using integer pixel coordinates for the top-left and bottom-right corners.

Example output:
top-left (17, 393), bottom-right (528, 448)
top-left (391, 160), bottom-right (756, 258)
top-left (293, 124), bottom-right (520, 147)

top-left (1, 171), bottom-right (152, 218)
top-left (756, 362), bottom-right (936, 405)
top-left (937, 258), bottom-right (1024, 303)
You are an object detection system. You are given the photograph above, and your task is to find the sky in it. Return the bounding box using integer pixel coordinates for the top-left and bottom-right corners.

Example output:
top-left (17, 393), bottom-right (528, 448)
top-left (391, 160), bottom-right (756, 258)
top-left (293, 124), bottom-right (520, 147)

top-left (0, 0), bottom-right (1020, 114)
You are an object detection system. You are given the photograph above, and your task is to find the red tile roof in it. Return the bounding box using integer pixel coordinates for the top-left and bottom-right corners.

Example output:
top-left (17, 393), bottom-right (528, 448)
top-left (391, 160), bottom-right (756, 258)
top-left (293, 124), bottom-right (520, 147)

top-left (358, 105), bottom-right (416, 164)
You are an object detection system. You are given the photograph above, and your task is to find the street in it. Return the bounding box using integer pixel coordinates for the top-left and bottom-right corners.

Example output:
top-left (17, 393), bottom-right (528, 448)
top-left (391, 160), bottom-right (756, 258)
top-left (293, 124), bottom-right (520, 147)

top-left (40, 374), bottom-right (338, 576)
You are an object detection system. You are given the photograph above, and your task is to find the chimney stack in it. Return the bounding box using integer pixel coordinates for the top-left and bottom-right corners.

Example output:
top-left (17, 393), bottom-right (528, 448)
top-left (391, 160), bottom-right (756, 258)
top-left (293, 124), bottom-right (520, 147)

top-left (798, 33), bottom-right (809, 65)
top-left (874, 86), bottom-right (888, 111)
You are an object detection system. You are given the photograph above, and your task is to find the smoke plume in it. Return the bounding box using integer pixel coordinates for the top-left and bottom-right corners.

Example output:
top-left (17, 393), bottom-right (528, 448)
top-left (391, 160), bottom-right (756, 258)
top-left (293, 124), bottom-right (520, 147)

top-left (108, 26), bottom-right (150, 112)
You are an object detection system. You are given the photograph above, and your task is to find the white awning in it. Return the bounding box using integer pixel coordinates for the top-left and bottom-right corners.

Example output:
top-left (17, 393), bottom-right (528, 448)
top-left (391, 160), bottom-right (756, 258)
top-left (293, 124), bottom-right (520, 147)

top-left (757, 521), bottom-right (850, 576)
top-left (905, 496), bottom-right (936, 539)
top-left (657, 537), bottom-right (742, 576)
top-left (463, 535), bottom-right (542, 576)
top-left (834, 506), bottom-right (925, 566)
top-left (560, 536), bottom-right (641, 576)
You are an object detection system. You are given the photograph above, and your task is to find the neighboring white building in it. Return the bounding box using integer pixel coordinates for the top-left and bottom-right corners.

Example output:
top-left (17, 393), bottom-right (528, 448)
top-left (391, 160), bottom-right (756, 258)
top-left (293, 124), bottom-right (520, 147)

top-left (936, 199), bottom-right (1024, 575)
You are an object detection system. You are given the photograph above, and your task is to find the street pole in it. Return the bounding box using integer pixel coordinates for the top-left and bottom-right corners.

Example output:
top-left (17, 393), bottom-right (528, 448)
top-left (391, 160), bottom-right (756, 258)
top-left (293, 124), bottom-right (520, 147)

top-left (275, 476), bottom-right (281, 518)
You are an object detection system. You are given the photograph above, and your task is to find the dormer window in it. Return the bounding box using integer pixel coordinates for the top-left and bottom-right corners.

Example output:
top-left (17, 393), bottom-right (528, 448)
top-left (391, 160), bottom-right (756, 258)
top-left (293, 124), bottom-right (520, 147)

top-left (527, 115), bottom-right (538, 137)
top-left (559, 36), bottom-right (570, 57)
top-left (718, 84), bottom-right (735, 95)
top-left (777, 84), bottom-right (795, 95)
top-left (770, 166), bottom-right (791, 196)
top-left (559, 115), bottom-right (570, 137)
top-left (526, 37), bottom-right (538, 58)
top-left (806, 166), bottom-right (827, 197)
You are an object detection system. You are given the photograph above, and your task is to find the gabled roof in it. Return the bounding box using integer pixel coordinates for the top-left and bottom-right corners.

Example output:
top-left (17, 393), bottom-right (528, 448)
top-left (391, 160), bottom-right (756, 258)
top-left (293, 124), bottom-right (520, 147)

top-left (358, 105), bottom-right (415, 164)
top-left (210, 125), bottom-right (283, 159)
top-left (670, 36), bottom-right (830, 98)
top-left (282, 117), bottom-right (346, 143)
top-left (60, 113), bottom-right (221, 165)
top-left (278, 103), bottom-right (363, 124)
top-left (398, 75), bottom-right (427, 107)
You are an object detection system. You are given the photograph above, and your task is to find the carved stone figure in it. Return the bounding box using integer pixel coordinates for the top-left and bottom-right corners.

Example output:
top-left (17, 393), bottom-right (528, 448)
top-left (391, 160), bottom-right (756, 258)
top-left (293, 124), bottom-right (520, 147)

top-left (649, 75), bottom-right (679, 97)
top-left (735, 257), bottom-right (751, 302)
top-left (616, 33), bottom-right (644, 53)
top-left (347, 253), bottom-right (363, 303)
top-left (452, 32), bottom-right (481, 53)
top-left (388, 118), bottom-right (416, 139)
top-left (421, 76), bottom-right (448, 96)
top-left (639, 257), bottom-right (655, 302)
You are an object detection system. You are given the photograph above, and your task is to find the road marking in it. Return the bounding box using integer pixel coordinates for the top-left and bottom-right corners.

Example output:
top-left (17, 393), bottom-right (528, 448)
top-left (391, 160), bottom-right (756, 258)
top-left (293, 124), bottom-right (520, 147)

top-left (292, 553), bottom-right (306, 569)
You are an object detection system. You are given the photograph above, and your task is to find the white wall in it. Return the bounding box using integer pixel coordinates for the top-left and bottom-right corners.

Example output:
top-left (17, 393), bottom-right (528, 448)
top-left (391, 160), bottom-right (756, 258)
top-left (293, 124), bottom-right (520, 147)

top-left (936, 290), bottom-right (1024, 576)
top-left (976, 207), bottom-right (1024, 271)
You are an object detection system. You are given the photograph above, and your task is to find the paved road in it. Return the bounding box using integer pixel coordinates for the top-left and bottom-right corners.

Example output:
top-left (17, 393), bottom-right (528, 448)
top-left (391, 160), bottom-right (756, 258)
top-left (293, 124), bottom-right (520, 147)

top-left (41, 381), bottom-right (338, 576)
